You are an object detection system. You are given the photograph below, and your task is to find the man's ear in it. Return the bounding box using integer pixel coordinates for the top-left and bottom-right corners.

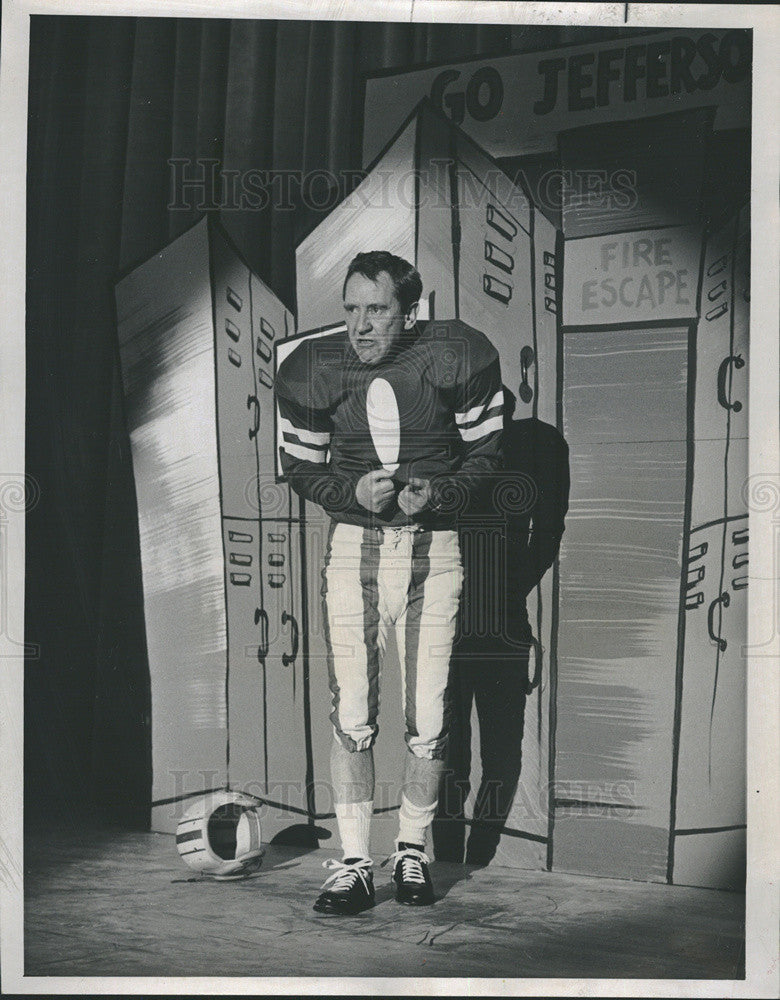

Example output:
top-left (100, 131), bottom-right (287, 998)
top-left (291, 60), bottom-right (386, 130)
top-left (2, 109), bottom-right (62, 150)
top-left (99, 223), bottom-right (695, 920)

top-left (403, 301), bottom-right (419, 329)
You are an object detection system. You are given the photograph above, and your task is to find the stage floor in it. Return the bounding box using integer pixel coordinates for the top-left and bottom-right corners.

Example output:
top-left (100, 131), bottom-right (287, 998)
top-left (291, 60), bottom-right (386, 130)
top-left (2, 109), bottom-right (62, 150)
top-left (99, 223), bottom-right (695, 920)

top-left (24, 822), bottom-right (745, 981)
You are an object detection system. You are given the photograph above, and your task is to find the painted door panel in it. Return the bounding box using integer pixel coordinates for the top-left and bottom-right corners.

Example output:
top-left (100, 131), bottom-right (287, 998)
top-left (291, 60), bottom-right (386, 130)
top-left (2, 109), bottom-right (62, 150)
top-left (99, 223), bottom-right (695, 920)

top-left (212, 228), bottom-right (260, 521)
top-left (260, 518), bottom-right (311, 841)
top-left (224, 517), bottom-right (267, 798)
top-left (676, 518), bottom-right (747, 832)
top-left (730, 204), bottom-right (750, 443)
top-left (690, 438), bottom-right (727, 529)
top-left (694, 219), bottom-right (734, 445)
top-left (533, 207), bottom-right (559, 426)
top-left (249, 271), bottom-right (294, 519)
top-left (455, 162), bottom-right (533, 417)
top-left (554, 327), bottom-right (690, 882)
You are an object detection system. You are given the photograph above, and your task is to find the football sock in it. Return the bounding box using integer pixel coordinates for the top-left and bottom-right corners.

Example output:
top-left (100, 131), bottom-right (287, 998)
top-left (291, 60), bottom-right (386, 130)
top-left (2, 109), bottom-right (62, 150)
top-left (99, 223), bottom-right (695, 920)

top-left (396, 751), bottom-right (445, 849)
top-left (397, 794), bottom-right (438, 850)
top-left (335, 799), bottom-right (373, 861)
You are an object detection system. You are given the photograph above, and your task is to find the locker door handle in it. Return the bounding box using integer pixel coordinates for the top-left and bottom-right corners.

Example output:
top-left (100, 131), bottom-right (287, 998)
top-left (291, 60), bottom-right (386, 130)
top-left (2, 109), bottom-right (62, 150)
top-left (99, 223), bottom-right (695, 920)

top-left (707, 279), bottom-right (727, 301)
top-left (254, 607), bottom-right (269, 659)
top-left (707, 253), bottom-right (728, 277)
top-left (247, 395), bottom-right (260, 439)
top-left (281, 611), bottom-right (299, 666)
top-left (687, 540), bottom-right (708, 562)
top-left (707, 592), bottom-right (730, 652)
top-left (706, 301), bottom-right (728, 322)
top-left (483, 273), bottom-right (512, 304)
top-left (717, 355), bottom-right (745, 413)
top-left (484, 240), bottom-right (514, 274)
top-left (486, 204), bottom-right (517, 241)
top-left (519, 345), bottom-right (534, 404)
top-left (686, 565), bottom-right (705, 589)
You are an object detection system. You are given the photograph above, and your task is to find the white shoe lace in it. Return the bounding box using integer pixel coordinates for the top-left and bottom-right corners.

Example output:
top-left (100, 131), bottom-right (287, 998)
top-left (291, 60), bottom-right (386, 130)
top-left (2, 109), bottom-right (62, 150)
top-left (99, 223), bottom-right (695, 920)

top-left (385, 847), bottom-right (430, 884)
top-left (319, 857), bottom-right (373, 893)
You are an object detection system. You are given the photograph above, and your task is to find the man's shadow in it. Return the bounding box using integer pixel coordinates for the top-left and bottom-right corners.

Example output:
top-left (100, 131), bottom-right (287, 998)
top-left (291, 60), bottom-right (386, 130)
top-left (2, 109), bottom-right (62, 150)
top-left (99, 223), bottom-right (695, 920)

top-left (432, 391), bottom-right (569, 868)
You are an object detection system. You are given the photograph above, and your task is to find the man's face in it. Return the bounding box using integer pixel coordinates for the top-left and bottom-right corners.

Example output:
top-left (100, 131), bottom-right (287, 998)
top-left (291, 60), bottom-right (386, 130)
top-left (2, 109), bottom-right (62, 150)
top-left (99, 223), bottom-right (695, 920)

top-left (343, 270), bottom-right (418, 366)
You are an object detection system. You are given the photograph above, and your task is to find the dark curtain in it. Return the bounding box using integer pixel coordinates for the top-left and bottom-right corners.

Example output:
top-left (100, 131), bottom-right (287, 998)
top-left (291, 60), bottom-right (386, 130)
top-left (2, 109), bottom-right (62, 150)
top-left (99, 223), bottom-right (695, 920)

top-left (24, 15), bottom-right (625, 825)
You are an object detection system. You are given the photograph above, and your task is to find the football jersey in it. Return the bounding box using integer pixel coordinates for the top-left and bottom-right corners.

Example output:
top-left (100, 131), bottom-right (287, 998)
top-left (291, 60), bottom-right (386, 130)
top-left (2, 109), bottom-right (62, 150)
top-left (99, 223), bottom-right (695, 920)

top-left (275, 318), bottom-right (504, 528)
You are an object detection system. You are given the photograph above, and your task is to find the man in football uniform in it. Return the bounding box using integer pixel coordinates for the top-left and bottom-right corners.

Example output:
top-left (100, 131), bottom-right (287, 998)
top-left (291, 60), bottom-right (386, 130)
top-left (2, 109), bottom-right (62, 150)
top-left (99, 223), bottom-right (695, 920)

top-left (275, 251), bottom-right (503, 914)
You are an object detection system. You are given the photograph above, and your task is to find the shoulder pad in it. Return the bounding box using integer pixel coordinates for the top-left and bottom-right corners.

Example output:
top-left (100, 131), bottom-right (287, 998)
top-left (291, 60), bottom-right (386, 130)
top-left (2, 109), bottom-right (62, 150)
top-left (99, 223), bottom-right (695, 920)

top-left (418, 318), bottom-right (499, 385)
top-left (276, 331), bottom-right (349, 408)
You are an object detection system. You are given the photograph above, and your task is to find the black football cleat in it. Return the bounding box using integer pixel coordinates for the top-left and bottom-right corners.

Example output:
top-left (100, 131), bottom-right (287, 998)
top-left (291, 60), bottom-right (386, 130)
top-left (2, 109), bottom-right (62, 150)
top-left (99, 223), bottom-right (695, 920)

top-left (313, 857), bottom-right (375, 915)
top-left (388, 842), bottom-right (435, 906)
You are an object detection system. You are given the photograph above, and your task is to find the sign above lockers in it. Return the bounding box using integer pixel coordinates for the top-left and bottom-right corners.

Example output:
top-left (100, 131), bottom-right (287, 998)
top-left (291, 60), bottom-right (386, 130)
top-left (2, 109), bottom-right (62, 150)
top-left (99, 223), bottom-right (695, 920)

top-left (562, 224), bottom-right (703, 327)
top-left (362, 29), bottom-right (751, 165)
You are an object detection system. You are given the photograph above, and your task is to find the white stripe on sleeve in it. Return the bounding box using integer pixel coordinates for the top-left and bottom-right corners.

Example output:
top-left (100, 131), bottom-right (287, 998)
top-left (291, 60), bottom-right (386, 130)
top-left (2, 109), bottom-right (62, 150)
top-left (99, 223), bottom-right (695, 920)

top-left (280, 416), bottom-right (331, 446)
top-left (281, 441), bottom-right (328, 463)
top-left (455, 389), bottom-right (504, 426)
top-left (458, 414), bottom-right (504, 442)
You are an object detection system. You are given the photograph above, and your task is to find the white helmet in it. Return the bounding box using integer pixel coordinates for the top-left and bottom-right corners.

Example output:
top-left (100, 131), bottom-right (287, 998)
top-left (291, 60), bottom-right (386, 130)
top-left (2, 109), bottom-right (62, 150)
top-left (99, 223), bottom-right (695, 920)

top-left (176, 791), bottom-right (264, 879)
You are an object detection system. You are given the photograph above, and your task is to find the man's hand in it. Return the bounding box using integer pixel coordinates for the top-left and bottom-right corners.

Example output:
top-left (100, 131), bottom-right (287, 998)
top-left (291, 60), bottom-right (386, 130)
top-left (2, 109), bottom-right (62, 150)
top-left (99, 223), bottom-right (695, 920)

top-left (355, 469), bottom-right (396, 513)
top-left (398, 477), bottom-right (432, 516)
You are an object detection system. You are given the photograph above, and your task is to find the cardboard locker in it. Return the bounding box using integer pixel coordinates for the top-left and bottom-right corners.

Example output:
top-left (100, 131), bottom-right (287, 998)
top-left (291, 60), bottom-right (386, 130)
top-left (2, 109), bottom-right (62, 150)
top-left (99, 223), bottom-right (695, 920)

top-left (116, 218), bottom-right (229, 832)
top-left (116, 217), bottom-right (303, 834)
top-left (258, 518), bottom-right (313, 842)
top-left (250, 271), bottom-right (295, 520)
top-left (676, 518), bottom-right (748, 834)
top-left (690, 213), bottom-right (748, 529)
top-left (673, 206), bottom-right (749, 889)
top-left (223, 517), bottom-right (266, 797)
top-left (213, 227), bottom-right (261, 521)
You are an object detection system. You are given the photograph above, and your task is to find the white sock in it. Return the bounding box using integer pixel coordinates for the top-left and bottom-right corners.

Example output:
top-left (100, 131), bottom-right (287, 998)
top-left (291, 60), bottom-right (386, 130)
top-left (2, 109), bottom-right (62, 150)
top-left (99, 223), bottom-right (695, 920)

top-left (335, 800), bottom-right (373, 860)
top-left (397, 794), bottom-right (437, 851)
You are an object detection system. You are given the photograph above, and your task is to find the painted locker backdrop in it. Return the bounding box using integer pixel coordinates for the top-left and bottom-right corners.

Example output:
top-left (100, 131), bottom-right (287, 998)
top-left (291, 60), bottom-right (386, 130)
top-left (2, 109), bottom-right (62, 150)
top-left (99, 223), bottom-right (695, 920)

top-left (116, 217), bottom-right (314, 839)
top-left (295, 100), bottom-right (555, 870)
top-left (673, 204), bottom-right (749, 890)
top-left (115, 110), bottom-right (747, 887)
